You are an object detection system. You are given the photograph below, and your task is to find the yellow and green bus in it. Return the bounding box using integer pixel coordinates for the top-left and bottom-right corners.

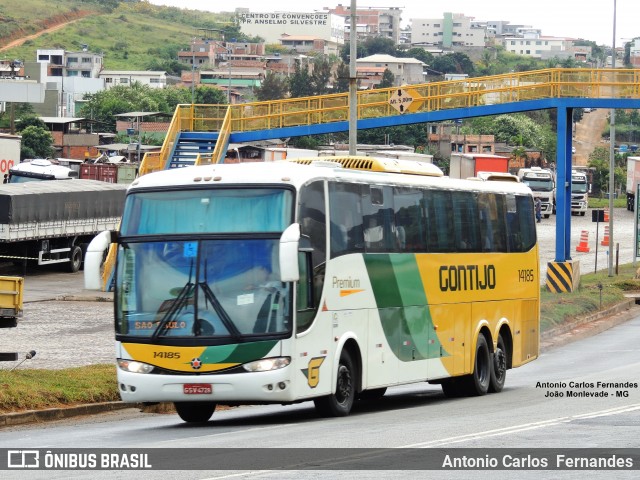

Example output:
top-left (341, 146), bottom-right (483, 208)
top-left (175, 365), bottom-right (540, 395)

top-left (84, 156), bottom-right (539, 423)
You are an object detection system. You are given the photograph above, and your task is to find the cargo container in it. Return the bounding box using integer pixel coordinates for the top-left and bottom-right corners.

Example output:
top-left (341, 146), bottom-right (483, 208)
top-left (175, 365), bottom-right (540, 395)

top-left (0, 180), bottom-right (127, 272)
top-left (449, 153), bottom-right (509, 179)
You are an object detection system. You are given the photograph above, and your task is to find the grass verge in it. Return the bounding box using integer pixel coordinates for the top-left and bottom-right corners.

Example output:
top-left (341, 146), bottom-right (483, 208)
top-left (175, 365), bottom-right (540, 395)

top-left (2, 265), bottom-right (639, 414)
top-left (0, 364), bottom-right (119, 414)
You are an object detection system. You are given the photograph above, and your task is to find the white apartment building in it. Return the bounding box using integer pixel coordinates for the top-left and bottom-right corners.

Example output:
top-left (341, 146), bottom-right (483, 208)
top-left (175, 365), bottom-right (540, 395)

top-left (35, 48), bottom-right (104, 117)
top-left (99, 71), bottom-right (168, 89)
top-left (236, 9), bottom-right (345, 47)
top-left (356, 54), bottom-right (426, 86)
top-left (502, 33), bottom-right (572, 59)
top-left (411, 13), bottom-right (486, 48)
top-left (327, 5), bottom-right (402, 44)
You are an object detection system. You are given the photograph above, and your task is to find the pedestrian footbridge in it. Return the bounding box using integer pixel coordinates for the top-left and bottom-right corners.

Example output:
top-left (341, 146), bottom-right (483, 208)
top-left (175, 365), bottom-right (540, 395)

top-left (130, 68), bottom-right (640, 292)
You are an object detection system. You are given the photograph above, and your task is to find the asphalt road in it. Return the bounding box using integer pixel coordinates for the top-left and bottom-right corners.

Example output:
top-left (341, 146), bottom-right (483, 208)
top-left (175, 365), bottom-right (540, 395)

top-left (0, 314), bottom-right (638, 480)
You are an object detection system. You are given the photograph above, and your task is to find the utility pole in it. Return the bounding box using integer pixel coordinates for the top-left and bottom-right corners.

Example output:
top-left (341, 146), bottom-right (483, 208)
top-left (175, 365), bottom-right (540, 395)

top-left (608, 0), bottom-right (616, 276)
top-left (348, 0), bottom-right (357, 155)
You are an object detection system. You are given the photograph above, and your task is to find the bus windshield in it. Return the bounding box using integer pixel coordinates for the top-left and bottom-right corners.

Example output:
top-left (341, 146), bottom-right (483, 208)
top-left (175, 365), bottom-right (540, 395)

top-left (115, 238), bottom-right (291, 339)
top-left (120, 188), bottom-right (293, 235)
top-left (115, 187), bottom-right (294, 339)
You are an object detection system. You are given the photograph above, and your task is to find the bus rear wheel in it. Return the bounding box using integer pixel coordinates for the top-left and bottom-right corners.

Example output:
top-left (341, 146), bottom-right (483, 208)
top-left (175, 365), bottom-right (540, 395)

top-left (460, 334), bottom-right (491, 396)
top-left (314, 351), bottom-right (356, 417)
top-left (174, 402), bottom-right (216, 423)
top-left (489, 334), bottom-right (507, 393)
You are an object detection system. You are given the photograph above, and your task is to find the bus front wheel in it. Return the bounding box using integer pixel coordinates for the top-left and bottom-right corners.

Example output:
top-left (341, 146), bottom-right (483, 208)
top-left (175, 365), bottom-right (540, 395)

top-left (489, 334), bottom-right (507, 393)
top-left (174, 402), bottom-right (216, 423)
top-left (314, 351), bottom-right (356, 417)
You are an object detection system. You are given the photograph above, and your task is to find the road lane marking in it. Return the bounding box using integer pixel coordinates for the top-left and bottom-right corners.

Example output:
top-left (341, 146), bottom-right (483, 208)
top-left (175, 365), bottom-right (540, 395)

top-left (402, 403), bottom-right (640, 447)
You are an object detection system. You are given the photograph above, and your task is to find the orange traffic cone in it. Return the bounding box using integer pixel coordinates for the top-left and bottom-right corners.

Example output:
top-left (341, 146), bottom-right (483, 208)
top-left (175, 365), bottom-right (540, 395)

top-left (604, 209), bottom-right (609, 222)
top-left (576, 230), bottom-right (590, 252)
top-left (601, 225), bottom-right (610, 246)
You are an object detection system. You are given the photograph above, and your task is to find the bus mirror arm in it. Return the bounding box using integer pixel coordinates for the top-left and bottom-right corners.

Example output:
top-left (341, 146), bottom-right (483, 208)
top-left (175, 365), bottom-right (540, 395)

top-left (84, 230), bottom-right (115, 290)
top-left (279, 223), bottom-right (300, 282)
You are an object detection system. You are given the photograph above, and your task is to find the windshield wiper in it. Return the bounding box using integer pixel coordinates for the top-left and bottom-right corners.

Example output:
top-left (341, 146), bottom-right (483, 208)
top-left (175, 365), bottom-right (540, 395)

top-left (151, 261), bottom-right (195, 340)
top-left (197, 258), bottom-right (241, 337)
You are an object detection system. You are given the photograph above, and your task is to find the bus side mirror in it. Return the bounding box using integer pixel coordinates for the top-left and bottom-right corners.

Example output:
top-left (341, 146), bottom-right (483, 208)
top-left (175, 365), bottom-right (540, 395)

top-left (84, 230), bottom-right (116, 290)
top-left (279, 223), bottom-right (300, 282)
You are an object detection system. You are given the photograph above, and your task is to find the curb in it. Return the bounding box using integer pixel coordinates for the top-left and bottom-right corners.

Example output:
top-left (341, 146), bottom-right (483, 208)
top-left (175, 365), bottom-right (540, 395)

top-left (540, 299), bottom-right (639, 351)
top-left (0, 402), bottom-right (134, 427)
top-left (24, 294), bottom-right (114, 304)
top-left (0, 402), bottom-right (176, 428)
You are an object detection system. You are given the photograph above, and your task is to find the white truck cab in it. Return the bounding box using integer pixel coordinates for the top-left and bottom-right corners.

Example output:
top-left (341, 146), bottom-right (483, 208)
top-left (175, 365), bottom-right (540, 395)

top-left (6, 159), bottom-right (77, 183)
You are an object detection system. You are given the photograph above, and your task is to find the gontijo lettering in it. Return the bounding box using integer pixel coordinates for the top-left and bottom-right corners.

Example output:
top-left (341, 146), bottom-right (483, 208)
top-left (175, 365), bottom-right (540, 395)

top-left (439, 264), bottom-right (496, 291)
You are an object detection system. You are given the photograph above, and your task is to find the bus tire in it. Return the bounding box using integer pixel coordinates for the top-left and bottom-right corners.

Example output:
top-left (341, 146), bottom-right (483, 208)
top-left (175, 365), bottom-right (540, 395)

top-left (174, 402), bottom-right (216, 423)
top-left (460, 334), bottom-right (491, 396)
top-left (489, 334), bottom-right (507, 393)
top-left (314, 350), bottom-right (356, 417)
top-left (68, 245), bottom-right (83, 273)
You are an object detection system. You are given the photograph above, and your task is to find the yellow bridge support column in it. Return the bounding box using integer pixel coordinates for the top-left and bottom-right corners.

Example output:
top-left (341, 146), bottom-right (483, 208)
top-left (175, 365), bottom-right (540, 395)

top-left (546, 260), bottom-right (581, 293)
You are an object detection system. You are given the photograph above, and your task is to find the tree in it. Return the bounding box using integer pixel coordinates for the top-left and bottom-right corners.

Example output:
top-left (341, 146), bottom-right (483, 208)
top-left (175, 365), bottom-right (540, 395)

top-left (20, 126), bottom-right (55, 160)
top-left (333, 62), bottom-right (350, 93)
top-left (377, 68), bottom-right (395, 88)
top-left (430, 52), bottom-right (475, 76)
top-left (15, 115), bottom-right (46, 132)
top-left (79, 83), bottom-right (197, 132)
top-left (310, 57), bottom-right (332, 95)
top-left (289, 60), bottom-right (313, 98)
top-left (400, 48), bottom-right (434, 65)
top-left (255, 71), bottom-right (289, 101)
top-left (195, 85), bottom-right (227, 104)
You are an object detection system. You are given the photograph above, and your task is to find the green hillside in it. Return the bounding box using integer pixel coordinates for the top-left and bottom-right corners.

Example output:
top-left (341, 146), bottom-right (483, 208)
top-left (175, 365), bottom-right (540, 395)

top-left (0, 0), bottom-right (234, 71)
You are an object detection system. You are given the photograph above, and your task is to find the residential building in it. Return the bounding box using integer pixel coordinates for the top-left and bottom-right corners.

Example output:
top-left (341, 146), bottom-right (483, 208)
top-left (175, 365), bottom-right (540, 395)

top-left (427, 123), bottom-right (495, 159)
top-left (279, 35), bottom-right (340, 56)
top-left (411, 13), bottom-right (486, 49)
top-left (34, 48), bottom-right (104, 117)
top-left (99, 71), bottom-right (167, 89)
top-left (356, 54), bottom-right (425, 86)
top-left (38, 117), bottom-right (102, 159)
top-left (326, 5), bottom-right (402, 44)
top-left (494, 143), bottom-right (544, 172)
top-left (502, 32), bottom-right (573, 59)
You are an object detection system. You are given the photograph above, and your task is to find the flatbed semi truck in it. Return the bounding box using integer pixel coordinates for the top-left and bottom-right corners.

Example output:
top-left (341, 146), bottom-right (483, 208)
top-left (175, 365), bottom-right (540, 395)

top-left (0, 180), bottom-right (127, 272)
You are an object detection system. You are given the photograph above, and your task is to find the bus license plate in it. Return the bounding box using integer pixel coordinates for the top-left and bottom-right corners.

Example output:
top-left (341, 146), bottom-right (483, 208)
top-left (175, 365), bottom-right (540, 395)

top-left (183, 384), bottom-right (212, 395)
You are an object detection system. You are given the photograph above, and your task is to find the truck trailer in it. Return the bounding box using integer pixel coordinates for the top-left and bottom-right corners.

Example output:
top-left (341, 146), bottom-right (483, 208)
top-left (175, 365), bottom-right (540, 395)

top-left (449, 153), bottom-right (510, 179)
top-left (0, 180), bottom-right (126, 272)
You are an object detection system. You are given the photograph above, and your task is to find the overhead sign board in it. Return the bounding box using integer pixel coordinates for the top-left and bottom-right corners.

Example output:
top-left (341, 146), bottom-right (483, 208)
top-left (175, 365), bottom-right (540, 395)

top-left (388, 89), bottom-right (414, 114)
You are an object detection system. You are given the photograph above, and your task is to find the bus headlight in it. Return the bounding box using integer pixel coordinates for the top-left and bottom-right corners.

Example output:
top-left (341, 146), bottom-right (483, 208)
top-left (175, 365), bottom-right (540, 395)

top-left (242, 357), bottom-right (290, 372)
top-left (118, 359), bottom-right (155, 374)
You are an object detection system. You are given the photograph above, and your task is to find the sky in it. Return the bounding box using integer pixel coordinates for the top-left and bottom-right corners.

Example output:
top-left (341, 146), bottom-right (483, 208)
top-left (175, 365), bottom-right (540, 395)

top-left (147, 0), bottom-right (637, 48)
